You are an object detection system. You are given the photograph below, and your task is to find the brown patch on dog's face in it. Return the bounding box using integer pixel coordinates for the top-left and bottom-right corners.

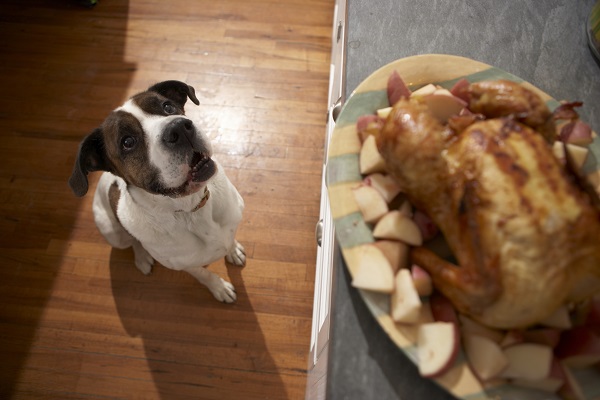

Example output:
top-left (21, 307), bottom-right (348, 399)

top-left (100, 110), bottom-right (165, 193)
top-left (132, 91), bottom-right (186, 117)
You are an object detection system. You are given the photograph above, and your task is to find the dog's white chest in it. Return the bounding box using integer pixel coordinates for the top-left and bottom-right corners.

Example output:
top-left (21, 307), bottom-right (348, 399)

top-left (96, 170), bottom-right (243, 271)
top-left (160, 210), bottom-right (235, 268)
top-left (128, 201), bottom-right (240, 270)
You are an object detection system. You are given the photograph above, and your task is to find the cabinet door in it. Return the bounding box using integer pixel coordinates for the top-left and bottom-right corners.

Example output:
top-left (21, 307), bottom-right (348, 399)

top-left (306, 0), bottom-right (346, 398)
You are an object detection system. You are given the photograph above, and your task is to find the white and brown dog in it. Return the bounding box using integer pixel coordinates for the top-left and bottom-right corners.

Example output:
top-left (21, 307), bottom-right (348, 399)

top-left (69, 80), bottom-right (245, 303)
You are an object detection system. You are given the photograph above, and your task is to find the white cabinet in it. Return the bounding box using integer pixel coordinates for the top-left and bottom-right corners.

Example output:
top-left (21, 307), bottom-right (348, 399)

top-left (306, 0), bottom-right (347, 398)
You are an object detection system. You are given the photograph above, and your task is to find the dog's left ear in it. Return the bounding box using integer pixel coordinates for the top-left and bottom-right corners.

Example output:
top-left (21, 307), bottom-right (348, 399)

top-left (148, 80), bottom-right (200, 109)
top-left (68, 128), bottom-right (112, 197)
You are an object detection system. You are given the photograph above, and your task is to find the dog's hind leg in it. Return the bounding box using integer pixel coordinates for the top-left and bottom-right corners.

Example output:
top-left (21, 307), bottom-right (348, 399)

top-left (93, 174), bottom-right (134, 249)
top-left (132, 240), bottom-right (154, 275)
top-left (94, 206), bottom-right (135, 251)
top-left (185, 266), bottom-right (237, 303)
top-left (93, 173), bottom-right (155, 275)
top-left (95, 197), bottom-right (155, 275)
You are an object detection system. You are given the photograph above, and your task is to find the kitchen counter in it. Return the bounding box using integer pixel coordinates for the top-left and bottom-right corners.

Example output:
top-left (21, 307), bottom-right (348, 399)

top-left (325, 1), bottom-right (600, 399)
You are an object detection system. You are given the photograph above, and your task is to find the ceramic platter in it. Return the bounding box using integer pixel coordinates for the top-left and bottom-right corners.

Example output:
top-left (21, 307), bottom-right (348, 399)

top-left (326, 54), bottom-right (600, 400)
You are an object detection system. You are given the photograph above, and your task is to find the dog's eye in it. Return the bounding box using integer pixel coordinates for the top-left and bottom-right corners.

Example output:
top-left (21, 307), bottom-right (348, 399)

top-left (163, 103), bottom-right (177, 115)
top-left (121, 136), bottom-right (136, 150)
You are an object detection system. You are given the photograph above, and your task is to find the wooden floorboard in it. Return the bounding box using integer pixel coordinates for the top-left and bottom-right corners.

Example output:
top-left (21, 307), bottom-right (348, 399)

top-left (0, 0), bottom-right (333, 398)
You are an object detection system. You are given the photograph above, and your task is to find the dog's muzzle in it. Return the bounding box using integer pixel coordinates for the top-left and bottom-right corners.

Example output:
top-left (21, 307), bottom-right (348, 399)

top-left (161, 118), bottom-right (216, 184)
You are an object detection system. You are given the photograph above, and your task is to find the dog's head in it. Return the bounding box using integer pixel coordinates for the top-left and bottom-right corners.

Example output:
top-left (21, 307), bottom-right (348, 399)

top-left (69, 80), bottom-right (215, 198)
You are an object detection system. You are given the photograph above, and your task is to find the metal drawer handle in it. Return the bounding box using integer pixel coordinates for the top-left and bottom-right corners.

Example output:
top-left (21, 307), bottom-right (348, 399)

top-left (331, 99), bottom-right (342, 122)
top-left (315, 219), bottom-right (324, 247)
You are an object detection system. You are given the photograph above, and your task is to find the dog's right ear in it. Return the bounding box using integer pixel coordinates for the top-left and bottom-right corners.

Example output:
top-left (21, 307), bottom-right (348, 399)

top-left (147, 80), bottom-right (200, 109)
top-left (69, 128), bottom-right (111, 197)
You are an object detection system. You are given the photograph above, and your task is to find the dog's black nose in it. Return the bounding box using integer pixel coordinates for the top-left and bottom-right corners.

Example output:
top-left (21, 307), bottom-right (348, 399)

top-left (162, 118), bottom-right (195, 147)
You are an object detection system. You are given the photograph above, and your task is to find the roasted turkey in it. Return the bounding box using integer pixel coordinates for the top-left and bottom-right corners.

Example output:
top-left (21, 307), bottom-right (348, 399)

top-left (376, 80), bottom-right (600, 329)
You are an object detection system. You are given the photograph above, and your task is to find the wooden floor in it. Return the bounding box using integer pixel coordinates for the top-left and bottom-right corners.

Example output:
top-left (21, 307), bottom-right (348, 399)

top-left (0, 0), bottom-right (333, 398)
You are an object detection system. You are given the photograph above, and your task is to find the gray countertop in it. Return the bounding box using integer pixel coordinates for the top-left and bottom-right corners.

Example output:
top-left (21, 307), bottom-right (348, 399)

top-left (343, 0), bottom-right (600, 128)
top-left (326, 1), bottom-right (600, 399)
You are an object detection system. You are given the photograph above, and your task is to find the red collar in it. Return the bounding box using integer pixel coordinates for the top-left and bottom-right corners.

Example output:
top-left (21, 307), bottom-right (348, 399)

top-left (175, 187), bottom-right (210, 213)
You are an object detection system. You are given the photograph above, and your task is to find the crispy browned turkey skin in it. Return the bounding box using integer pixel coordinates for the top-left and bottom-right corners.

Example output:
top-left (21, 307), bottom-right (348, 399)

top-left (376, 83), bottom-right (600, 329)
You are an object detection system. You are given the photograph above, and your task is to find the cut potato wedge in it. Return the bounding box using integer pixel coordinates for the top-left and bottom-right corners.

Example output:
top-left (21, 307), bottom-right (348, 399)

top-left (359, 134), bottom-right (386, 175)
top-left (351, 245), bottom-right (395, 293)
top-left (352, 185), bottom-right (388, 224)
top-left (373, 210), bottom-right (423, 246)
top-left (417, 322), bottom-right (459, 378)
top-left (463, 334), bottom-right (508, 381)
top-left (501, 343), bottom-right (553, 381)
top-left (391, 269), bottom-right (422, 324)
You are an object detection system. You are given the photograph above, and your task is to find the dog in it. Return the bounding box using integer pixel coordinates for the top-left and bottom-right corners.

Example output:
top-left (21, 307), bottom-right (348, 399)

top-left (68, 80), bottom-right (245, 303)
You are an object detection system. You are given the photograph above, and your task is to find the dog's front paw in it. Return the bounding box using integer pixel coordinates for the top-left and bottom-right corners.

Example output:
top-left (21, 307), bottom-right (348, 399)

top-left (209, 278), bottom-right (237, 303)
top-left (132, 241), bottom-right (154, 275)
top-left (225, 240), bottom-right (246, 267)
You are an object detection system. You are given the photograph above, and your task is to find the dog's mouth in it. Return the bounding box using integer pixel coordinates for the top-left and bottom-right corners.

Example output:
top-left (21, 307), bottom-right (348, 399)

top-left (189, 151), bottom-right (216, 183)
top-left (156, 151), bottom-right (217, 197)
top-left (150, 151), bottom-right (216, 198)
